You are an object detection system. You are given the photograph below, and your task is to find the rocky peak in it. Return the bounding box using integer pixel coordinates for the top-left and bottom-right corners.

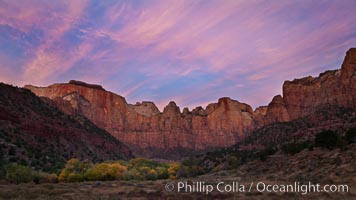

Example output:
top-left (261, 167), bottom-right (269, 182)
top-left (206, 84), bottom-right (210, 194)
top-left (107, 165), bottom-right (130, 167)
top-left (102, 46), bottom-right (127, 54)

top-left (69, 80), bottom-right (105, 91)
top-left (205, 103), bottom-right (218, 114)
top-left (182, 107), bottom-right (191, 116)
top-left (217, 97), bottom-right (253, 114)
top-left (264, 95), bottom-right (290, 123)
top-left (191, 106), bottom-right (206, 115)
top-left (269, 95), bottom-right (284, 105)
top-left (341, 48), bottom-right (356, 85)
top-left (163, 101), bottom-right (180, 114)
top-left (254, 106), bottom-right (268, 116)
top-left (131, 101), bottom-right (160, 117)
top-left (217, 97), bottom-right (236, 112)
top-left (217, 97), bottom-right (231, 104)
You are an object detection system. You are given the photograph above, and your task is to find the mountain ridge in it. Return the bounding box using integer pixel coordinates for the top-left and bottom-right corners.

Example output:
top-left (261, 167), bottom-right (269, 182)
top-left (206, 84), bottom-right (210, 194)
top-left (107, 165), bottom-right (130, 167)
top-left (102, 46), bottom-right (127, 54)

top-left (24, 48), bottom-right (356, 158)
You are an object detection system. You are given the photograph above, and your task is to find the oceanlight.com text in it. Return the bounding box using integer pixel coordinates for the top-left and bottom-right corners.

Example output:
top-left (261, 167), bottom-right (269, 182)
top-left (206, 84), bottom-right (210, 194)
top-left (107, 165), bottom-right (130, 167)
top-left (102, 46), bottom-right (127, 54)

top-left (165, 181), bottom-right (349, 195)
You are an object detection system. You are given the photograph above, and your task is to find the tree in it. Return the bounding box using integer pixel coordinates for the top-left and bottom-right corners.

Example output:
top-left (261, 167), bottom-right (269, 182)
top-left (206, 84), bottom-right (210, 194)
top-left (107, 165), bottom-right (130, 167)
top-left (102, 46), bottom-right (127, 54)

top-left (155, 167), bottom-right (169, 179)
top-left (168, 163), bottom-right (180, 180)
top-left (105, 163), bottom-right (127, 180)
top-left (146, 169), bottom-right (158, 180)
top-left (123, 168), bottom-right (139, 180)
top-left (5, 163), bottom-right (33, 184)
top-left (84, 167), bottom-right (100, 181)
top-left (128, 158), bottom-right (161, 169)
top-left (58, 159), bottom-right (91, 182)
top-left (67, 173), bottom-right (83, 182)
top-left (84, 163), bottom-right (127, 181)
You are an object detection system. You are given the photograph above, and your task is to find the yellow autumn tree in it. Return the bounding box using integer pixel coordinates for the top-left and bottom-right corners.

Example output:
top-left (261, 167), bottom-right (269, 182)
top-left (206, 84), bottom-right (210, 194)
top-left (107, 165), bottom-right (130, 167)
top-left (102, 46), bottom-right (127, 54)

top-left (58, 159), bottom-right (91, 182)
top-left (168, 163), bottom-right (180, 180)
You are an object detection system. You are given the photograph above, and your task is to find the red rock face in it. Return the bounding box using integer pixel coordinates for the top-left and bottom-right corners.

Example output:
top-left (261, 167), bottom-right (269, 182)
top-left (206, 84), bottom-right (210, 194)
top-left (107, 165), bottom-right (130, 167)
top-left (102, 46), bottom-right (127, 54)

top-left (25, 83), bottom-right (256, 157)
top-left (283, 48), bottom-right (356, 120)
top-left (264, 95), bottom-right (290, 124)
top-left (25, 48), bottom-right (356, 158)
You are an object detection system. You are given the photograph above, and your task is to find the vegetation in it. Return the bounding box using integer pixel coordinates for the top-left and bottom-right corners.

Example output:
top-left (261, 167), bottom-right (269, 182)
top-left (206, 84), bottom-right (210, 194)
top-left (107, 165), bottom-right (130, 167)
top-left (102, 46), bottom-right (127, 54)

top-left (0, 158), bottom-right (180, 184)
top-left (54, 158), bottom-right (179, 183)
top-left (314, 130), bottom-right (339, 149)
top-left (344, 128), bottom-right (356, 144)
top-left (281, 141), bottom-right (312, 155)
top-left (5, 163), bottom-right (33, 184)
top-left (1, 128), bottom-right (355, 184)
top-left (177, 128), bottom-right (356, 177)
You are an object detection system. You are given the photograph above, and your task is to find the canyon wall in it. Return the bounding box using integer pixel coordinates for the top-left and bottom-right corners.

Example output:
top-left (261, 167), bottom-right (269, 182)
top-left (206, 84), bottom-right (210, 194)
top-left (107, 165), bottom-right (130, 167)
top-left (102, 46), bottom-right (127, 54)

top-left (25, 48), bottom-right (356, 158)
top-left (283, 48), bottom-right (356, 120)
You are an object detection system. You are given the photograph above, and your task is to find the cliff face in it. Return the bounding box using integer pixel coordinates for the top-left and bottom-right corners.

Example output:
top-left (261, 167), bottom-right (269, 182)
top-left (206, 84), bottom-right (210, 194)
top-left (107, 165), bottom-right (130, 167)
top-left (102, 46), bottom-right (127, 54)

top-left (0, 83), bottom-right (133, 172)
top-left (24, 48), bottom-right (356, 158)
top-left (283, 48), bottom-right (356, 120)
top-left (24, 82), bottom-right (256, 157)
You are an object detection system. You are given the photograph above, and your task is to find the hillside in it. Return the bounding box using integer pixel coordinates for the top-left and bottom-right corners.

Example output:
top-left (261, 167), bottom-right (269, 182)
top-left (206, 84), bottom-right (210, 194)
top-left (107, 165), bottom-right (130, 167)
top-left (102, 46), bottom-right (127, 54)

top-left (0, 83), bottom-right (133, 175)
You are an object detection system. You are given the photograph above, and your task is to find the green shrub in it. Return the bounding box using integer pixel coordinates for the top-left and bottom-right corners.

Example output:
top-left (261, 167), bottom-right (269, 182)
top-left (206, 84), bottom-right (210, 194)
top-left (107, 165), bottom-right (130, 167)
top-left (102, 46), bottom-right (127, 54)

top-left (67, 173), bottom-right (84, 182)
top-left (281, 141), bottom-right (312, 155)
top-left (258, 147), bottom-right (277, 161)
top-left (227, 155), bottom-right (239, 169)
top-left (146, 168), bottom-right (158, 180)
top-left (84, 167), bottom-right (100, 181)
top-left (155, 167), bottom-right (169, 179)
top-left (315, 130), bottom-right (339, 149)
top-left (5, 163), bottom-right (33, 184)
top-left (33, 172), bottom-right (58, 184)
top-left (344, 128), bottom-right (356, 144)
top-left (123, 168), bottom-right (139, 180)
top-left (128, 158), bottom-right (162, 169)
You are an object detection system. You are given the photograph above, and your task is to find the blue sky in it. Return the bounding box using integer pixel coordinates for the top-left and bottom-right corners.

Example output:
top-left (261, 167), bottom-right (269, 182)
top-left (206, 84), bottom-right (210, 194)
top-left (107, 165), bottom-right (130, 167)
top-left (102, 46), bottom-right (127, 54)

top-left (0, 0), bottom-right (356, 110)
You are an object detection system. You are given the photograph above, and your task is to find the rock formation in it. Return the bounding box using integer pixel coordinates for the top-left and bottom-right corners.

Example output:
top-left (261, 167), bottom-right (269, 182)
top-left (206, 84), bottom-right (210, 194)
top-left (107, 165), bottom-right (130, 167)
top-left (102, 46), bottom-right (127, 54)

top-left (24, 83), bottom-right (256, 157)
top-left (24, 48), bottom-right (356, 158)
top-left (283, 48), bottom-right (356, 120)
top-left (0, 83), bottom-right (133, 172)
top-left (264, 95), bottom-right (290, 124)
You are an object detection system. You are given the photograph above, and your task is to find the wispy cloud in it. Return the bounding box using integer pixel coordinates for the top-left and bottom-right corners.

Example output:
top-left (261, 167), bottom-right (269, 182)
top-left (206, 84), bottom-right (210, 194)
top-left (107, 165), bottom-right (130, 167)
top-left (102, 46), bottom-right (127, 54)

top-left (0, 0), bottom-right (356, 110)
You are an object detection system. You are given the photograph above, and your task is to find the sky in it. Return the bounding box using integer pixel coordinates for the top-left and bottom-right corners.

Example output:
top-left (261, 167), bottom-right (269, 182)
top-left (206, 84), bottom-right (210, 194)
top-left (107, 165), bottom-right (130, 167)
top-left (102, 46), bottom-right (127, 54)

top-left (0, 0), bottom-right (356, 111)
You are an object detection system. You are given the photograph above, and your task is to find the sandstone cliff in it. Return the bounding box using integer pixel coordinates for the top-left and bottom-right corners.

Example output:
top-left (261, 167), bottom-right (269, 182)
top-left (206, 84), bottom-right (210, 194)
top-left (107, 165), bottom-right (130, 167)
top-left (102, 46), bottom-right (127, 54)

top-left (25, 83), bottom-right (257, 158)
top-left (0, 83), bottom-right (133, 172)
top-left (124, 96), bottom-right (255, 157)
top-left (24, 48), bottom-right (356, 158)
top-left (283, 48), bottom-right (356, 120)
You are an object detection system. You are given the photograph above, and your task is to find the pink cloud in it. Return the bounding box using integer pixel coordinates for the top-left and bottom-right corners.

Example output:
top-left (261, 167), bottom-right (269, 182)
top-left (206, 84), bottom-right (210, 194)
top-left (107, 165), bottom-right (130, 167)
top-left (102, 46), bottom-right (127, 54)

top-left (1, 0), bottom-right (356, 110)
top-left (247, 73), bottom-right (268, 81)
top-left (17, 1), bottom-right (89, 86)
top-left (23, 42), bottom-right (92, 85)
